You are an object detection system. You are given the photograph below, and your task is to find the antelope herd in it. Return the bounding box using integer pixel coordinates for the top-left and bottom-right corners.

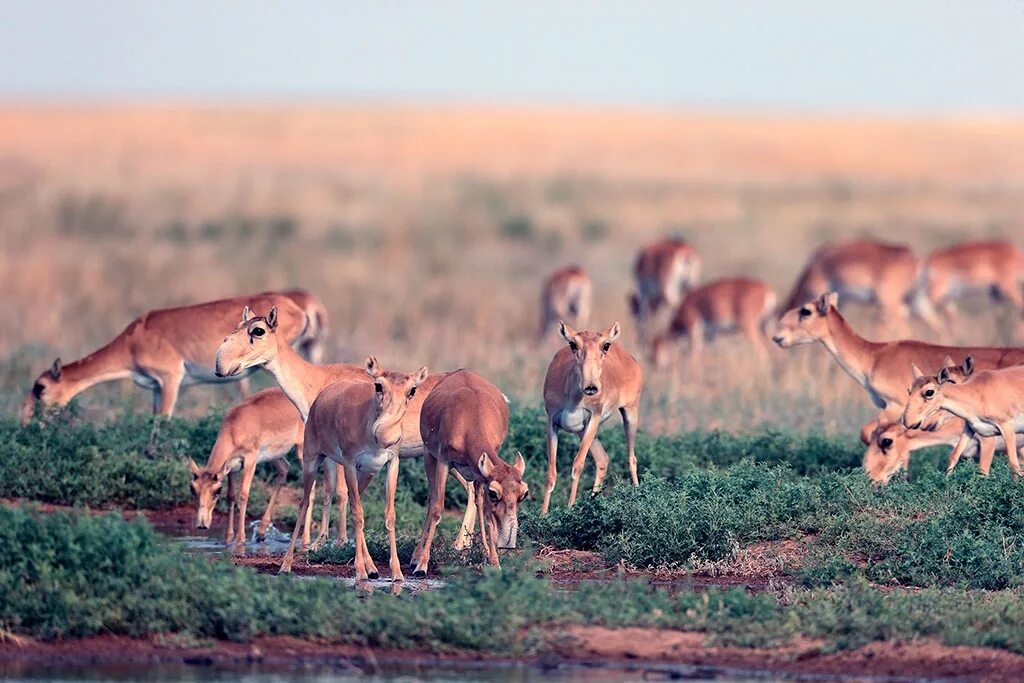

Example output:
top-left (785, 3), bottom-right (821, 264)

top-left (19, 235), bottom-right (1024, 581)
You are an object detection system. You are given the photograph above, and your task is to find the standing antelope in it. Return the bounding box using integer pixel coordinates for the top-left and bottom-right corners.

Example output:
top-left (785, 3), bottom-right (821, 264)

top-left (920, 240), bottom-right (1024, 325)
top-left (215, 307), bottom-right (478, 551)
top-left (541, 322), bottom-right (643, 515)
top-left (903, 357), bottom-right (1024, 477)
top-left (651, 277), bottom-right (776, 367)
top-left (628, 237), bottom-right (701, 341)
top-left (280, 357), bottom-right (428, 580)
top-left (538, 266), bottom-right (592, 342)
top-left (411, 370), bottom-right (527, 575)
top-left (781, 240), bottom-right (941, 333)
top-left (21, 290), bottom-right (326, 424)
top-left (772, 292), bottom-right (1024, 413)
top-left (187, 388), bottom-right (312, 547)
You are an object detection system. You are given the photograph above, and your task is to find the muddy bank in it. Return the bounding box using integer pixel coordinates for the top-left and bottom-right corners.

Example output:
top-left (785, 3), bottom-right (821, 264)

top-left (1, 629), bottom-right (1022, 682)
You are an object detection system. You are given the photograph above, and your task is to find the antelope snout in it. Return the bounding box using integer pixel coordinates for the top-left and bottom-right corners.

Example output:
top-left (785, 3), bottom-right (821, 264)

top-left (771, 335), bottom-right (785, 347)
top-left (583, 384), bottom-right (599, 396)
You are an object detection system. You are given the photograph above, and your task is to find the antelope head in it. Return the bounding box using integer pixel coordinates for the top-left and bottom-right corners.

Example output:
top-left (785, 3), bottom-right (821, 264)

top-left (189, 458), bottom-right (234, 529)
top-left (365, 356), bottom-right (428, 450)
top-left (902, 356), bottom-right (974, 430)
top-left (862, 422), bottom-right (912, 485)
top-left (215, 306), bottom-right (280, 377)
top-left (21, 358), bottom-right (68, 425)
top-left (478, 451), bottom-right (528, 549)
top-left (772, 292), bottom-right (838, 348)
top-left (560, 321), bottom-right (621, 399)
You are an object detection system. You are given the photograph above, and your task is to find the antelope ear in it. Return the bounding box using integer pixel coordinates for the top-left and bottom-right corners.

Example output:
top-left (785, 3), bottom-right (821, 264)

top-left (513, 451), bottom-right (526, 476)
top-left (241, 306), bottom-right (253, 323)
top-left (938, 367), bottom-right (951, 385)
top-left (910, 364), bottom-right (924, 380)
top-left (962, 355), bottom-right (975, 378)
top-left (365, 355), bottom-right (382, 378)
top-left (605, 322), bottom-right (621, 344)
top-left (267, 306), bottom-right (279, 330)
top-left (559, 321), bottom-right (578, 344)
top-left (815, 293), bottom-right (833, 316)
top-left (50, 358), bottom-right (62, 381)
top-left (413, 366), bottom-right (429, 385)
top-left (478, 452), bottom-right (494, 478)
top-left (188, 458), bottom-right (201, 476)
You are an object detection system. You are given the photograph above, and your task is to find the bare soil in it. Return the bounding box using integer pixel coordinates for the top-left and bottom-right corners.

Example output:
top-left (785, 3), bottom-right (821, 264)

top-left (1, 630), bottom-right (1023, 682)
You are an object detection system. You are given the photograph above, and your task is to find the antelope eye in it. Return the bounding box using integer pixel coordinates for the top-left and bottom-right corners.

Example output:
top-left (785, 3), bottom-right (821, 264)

top-left (798, 307), bottom-right (812, 319)
top-left (375, 383), bottom-right (384, 394)
top-left (924, 389), bottom-right (935, 399)
top-left (487, 489), bottom-right (501, 502)
top-left (250, 327), bottom-right (265, 337)
top-left (601, 342), bottom-right (611, 354)
top-left (519, 489), bottom-right (530, 502)
top-left (568, 341), bottom-right (579, 353)
top-left (407, 386), bottom-right (417, 398)
top-left (880, 438), bottom-right (894, 450)
top-left (32, 382), bottom-right (45, 398)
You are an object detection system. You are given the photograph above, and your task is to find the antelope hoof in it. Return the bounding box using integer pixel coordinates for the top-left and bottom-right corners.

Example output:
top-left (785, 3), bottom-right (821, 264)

top-left (308, 534), bottom-right (328, 552)
top-left (413, 569), bottom-right (427, 578)
top-left (367, 570), bottom-right (380, 580)
top-left (278, 563), bottom-right (293, 575)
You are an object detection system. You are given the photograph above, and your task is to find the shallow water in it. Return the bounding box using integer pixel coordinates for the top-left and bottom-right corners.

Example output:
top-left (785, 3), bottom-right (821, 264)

top-left (0, 660), bottom-right (791, 682)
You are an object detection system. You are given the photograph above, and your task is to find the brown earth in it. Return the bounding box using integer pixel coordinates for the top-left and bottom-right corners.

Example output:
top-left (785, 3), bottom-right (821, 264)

top-left (1, 630), bottom-right (1023, 682)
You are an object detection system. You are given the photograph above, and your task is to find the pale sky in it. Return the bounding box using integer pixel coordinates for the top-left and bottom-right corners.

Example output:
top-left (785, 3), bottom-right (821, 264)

top-left (1, 1), bottom-right (1022, 111)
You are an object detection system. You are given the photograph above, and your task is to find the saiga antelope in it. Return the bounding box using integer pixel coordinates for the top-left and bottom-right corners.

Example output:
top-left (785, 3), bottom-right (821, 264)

top-left (21, 290), bottom-right (325, 424)
top-left (538, 266), bottom-right (592, 342)
top-left (628, 237), bottom-right (700, 341)
top-left (411, 370), bottom-right (527, 575)
top-left (780, 241), bottom-right (941, 333)
top-left (903, 357), bottom-right (1024, 477)
top-left (772, 292), bottom-right (1024, 414)
top-left (920, 240), bottom-right (1024, 325)
top-left (215, 308), bottom-right (478, 551)
top-left (651, 277), bottom-right (776, 367)
top-left (861, 360), bottom-right (1006, 484)
top-left (280, 357), bottom-right (428, 580)
top-left (541, 322), bottom-right (643, 515)
top-left (187, 388), bottom-right (314, 547)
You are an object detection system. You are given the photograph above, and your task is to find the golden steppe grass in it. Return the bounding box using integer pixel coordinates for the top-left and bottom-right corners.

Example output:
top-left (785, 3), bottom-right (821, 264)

top-left (1, 105), bottom-right (1023, 436)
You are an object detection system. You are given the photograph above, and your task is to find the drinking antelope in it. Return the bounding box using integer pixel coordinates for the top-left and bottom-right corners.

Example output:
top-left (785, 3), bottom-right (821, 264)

top-left (772, 292), bottom-right (1024, 413)
top-left (541, 322), bottom-right (643, 515)
top-left (280, 357), bottom-right (428, 580)
top-left (411, 370), bottom-right (527, 575)
top-left (904, 357), bottom-right (1024, 477)
top-left (538, 265), bottom-right (592, 342)
top-left (920, 240), bottom-right (1024, 325)
top-left (21, 290), bottom-right (326, 424)
top-left (628, 237), bottom-right (700, 341)
top-left (215, 307), bottom-right (478, 551)
top-left (188, 388), bottom-right (312, 547)
top-left (781, 240), bottom-right (941, 333)
top-left (650, 277), bottom-right (777, 367)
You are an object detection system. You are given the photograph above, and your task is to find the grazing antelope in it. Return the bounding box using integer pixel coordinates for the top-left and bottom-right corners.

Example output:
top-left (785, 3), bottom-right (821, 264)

top-left (411, 370), bottom-right (527, 575)
top-left (650, 277), bottom-right (776, 367)
top-left (903, 357), bottom-right (1024, 477)
top-left (920, 240), bottom-right (1024, 325)
top-left (781, 240), bottom-right (941, 333)
top-left (864, 416), bottom-right (1002, 485)
top-left (541, 322), bottom-right (643, 515)
top-left (538, 266), bottom-right (592, 342)
top-left (187, 388), bottom-right (312, 547)
top-left (280, 357), bottom-right (428, 580)
top-left (215, 307), bottom-right (478, 551)
top-left (772, 292), bottom-right (1024, 413)
top-left (21, 290), bottom-right (325, 425)
top-left (628, 237), bottom-right (700, 341)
